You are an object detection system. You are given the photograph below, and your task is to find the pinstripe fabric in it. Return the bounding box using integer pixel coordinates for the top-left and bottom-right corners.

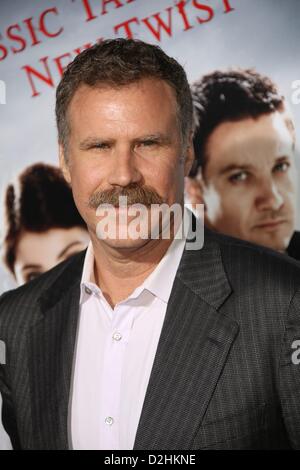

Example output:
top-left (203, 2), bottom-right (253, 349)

top-left (0, 252), bottom-right (84, 450)
top-left (1, 222), bottom-right (300, 449)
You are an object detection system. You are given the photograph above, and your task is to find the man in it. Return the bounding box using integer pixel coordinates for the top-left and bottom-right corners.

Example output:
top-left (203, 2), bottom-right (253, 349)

top-left (186, 69), bottom-right (300, 258)
top-left (1, 40), bottom-right (300, 450)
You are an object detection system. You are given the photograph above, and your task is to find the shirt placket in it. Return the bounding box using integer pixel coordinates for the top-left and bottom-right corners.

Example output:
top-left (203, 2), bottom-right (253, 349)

top-left (99, 303), bottom-right (134, 450)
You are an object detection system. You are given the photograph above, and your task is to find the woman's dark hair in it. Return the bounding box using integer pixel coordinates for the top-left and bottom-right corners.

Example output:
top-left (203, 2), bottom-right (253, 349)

top-left (2, 163), bottom-right (86, 275)
top-left (190, 68), bottom-right (287, 176)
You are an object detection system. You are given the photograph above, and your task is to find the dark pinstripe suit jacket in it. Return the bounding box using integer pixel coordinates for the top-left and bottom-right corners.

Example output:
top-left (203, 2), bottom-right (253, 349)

top-left (1, 227), bottom-right (300, 450)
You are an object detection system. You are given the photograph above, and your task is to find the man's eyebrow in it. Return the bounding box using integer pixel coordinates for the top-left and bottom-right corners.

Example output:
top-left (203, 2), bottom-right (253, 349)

top-left (22, 264), bottom-right (42, 272)
top-left (79, 134), bottom-right (172, 149)
top-left (219, 164), bottom-right (254, 175)
top-left (57, 241), bottom-right (84, 260)
top-left (274, 155), bottom-right (292, 161)
top-left (219, 155), bottom-right (292, 176)
top-left (134, 134), bottom-right (172, 144)
top-left (79, 137), bottom-right (113, 150)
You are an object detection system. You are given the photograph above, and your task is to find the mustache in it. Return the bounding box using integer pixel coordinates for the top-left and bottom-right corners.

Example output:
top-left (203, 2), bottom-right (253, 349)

top-left (88, 183), bottom-right (164, 209)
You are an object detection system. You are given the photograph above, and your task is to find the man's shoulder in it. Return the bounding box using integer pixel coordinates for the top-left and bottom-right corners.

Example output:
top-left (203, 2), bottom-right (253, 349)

top-left (287, 231), bottom-right (300, 261)
top-left (207, 229), bottom-right (300, 290)
top-left (0, 249), bottom-right (86, 337)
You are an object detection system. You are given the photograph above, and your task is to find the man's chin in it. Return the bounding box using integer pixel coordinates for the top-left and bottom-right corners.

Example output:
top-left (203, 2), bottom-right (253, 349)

top-left (97, 236), bottom-right (152, 251)
top-left (249, 227), bottom-right (293, 253)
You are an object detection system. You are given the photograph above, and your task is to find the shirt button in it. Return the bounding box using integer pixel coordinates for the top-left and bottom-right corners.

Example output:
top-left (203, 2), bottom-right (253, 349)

top-left (85, 286), bottom-right (92, 295)
top-left (112, 332), bottom-right (122, 341)
top-left (105, 416), bottom-right (114, 426)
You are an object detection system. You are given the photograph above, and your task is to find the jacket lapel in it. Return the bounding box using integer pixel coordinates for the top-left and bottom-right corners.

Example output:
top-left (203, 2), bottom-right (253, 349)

top-left (134, 228), bottom-right (239, 450)
top-left (27, 251), bottom-right (85, 450)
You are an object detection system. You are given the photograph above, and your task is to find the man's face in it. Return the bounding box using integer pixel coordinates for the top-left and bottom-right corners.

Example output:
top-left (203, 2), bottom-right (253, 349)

top-left (60, 78), bottom-right (193, 249)
top-left (201, 111), bottom-right (297, 252)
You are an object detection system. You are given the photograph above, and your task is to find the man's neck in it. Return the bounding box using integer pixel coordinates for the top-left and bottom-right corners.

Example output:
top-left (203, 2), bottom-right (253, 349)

top-left (89, 234), bottom-right (175, 308)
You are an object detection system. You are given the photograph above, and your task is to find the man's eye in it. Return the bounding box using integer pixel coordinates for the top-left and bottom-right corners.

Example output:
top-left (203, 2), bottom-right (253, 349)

top-left (228, 171), bottom-right (248, 183)
top-left (273, 162), bottom-right (290, 173)
top-left (138, 140), bottom-right (157, 147)
top-left (92, 143), bottom-right (110, 150)
top-left (25, 272), bottom-right (41, 283)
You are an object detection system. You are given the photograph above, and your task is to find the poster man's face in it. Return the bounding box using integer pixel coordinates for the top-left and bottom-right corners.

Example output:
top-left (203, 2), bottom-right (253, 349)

top-left (202, 111), bottom-right (297, 252)
top-left (60, 78), bottom-right (193, 249)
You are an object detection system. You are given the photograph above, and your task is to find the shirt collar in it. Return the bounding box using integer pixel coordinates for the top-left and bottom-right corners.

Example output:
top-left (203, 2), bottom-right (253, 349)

top-left (137, 226), bottom-right (187, 303)
top-left (79, 242), bottom-right (100, 304)
top-left (80, 209), bottom-right (189, 305)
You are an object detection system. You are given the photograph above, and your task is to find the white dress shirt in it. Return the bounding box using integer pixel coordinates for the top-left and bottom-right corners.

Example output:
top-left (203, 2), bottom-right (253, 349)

top-left (0, 393), bottom-right (12, 450)
top-left (71, 227), bottom-right (187, 450)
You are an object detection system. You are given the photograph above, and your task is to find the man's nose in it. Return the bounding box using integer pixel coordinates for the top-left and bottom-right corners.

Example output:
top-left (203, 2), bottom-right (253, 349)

top-left (256, 179), bottom-right (284, 212)
top-left (107, 146), bottom-right (142, 188)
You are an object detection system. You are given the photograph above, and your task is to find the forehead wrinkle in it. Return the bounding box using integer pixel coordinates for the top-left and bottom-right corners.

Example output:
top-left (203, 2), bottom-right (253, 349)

top-left (68, 79), bottom-right (180, 140)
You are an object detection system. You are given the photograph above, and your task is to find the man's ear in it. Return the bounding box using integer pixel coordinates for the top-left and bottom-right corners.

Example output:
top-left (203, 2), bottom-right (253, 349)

top-left (184, 171), bottom-right (205, 206)
top-left (183, 132), bottom-right (195, 177)
top-left (59, 143), bottom-right (71, 184)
